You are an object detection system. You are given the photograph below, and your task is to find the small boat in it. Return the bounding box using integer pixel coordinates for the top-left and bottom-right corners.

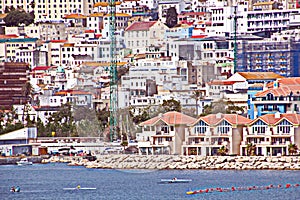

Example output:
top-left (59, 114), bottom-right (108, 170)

top-left (17, 158), bottom-right (33, 166)
top-left (63, 186), bottom-right (96, 190)
top-left (10, 186), bottom-right (20, 192)
top-left (159, 178), bottom-right (192, 184)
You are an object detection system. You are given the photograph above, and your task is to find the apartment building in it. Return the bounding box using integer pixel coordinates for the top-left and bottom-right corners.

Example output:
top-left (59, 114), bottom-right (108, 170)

top-left (0, 0), bottom-right (95, 22)
top-left (236, 31), bottom-right (300, 77)
top-left (125, 20), bottom-right (168, 54)
top-left (0, 62), bottom-right (30, 110)
top-left (241, 113), bottom-right (300, 156)
top-left (251, 77), bottom-right (300, 118)
top-left (183, 113), bottom-right (251, 156)
top-left (138, 111), bottom-right (196, 155)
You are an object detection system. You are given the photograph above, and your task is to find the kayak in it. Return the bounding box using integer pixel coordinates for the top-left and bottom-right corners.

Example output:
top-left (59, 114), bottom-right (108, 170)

top-left (63, 187), bottom-right (96, 190)
top-left (159, 179), bottom-right (192, 184)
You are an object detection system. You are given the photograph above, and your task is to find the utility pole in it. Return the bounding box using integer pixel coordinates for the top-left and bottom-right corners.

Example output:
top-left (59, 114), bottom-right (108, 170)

top-left (109, 0), bottom-right (118, 142)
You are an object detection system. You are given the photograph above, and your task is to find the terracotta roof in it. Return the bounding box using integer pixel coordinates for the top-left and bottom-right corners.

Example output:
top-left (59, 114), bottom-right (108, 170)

top-left (191, 35), bottom-right (207, 39)
top-left (94, 1), bottom-right (121, 7)
top-left (253, 2), bottom-right (275, 6)
top-left (125, 21), bottom-right (156, 31)
top-left (50, 40), bottom-right (67, 43)
top-left (54, 90), bottom-right (91, 96)
top-left (255, 77), bottom-right (300, 97)
top-left (179, 12), bottom-right (206, 17)
top-left (32, 66), bottom-right (52, 71)
top-left (139, 111), bottom-right (197, 126)
top-left (81, 61), bottom-right (128, 67)
top-left (207, 80), bottom-right (237, 85)
top-left (85, 30), bottom-right (95, 33)
top-left (0, 34), bottom-right (19, 39)
top-left (194, 113), bottom-right (251, 126)
top-left (251, 113), bottom-right (300, 125)
top-left (62, 43), bottom-right (75, 47)
top-left (89, 13), bottom-right (105, 17)
top-left (255, 85), bottom-right (300, 97)
top-left (237, 72), bottom-right (283, 80)
top-left (64, 14), bottom-right (86, 19)
top-left (277, 77), bottom-right (300, 85)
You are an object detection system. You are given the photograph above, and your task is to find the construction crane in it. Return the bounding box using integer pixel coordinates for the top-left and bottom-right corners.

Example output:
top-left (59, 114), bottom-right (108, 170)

top-left (109, 0), bottom-right (118, 142)
top-left (231, 5), bottom-right (242, 73)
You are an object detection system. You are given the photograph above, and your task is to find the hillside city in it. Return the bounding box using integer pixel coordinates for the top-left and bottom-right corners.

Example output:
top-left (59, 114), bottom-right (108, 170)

top-left (0, 0), bottom-right (300, 157)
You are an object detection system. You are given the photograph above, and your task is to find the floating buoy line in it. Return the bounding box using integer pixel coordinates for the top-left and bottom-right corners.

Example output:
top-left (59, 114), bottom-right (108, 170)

top-left (186, 183), bottom-right (300, 195)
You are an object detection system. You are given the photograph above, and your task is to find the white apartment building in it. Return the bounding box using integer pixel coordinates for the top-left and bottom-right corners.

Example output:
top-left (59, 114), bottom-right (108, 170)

top-left (2, 37), bottom-right (38, 62)
top-left (119, 58), bottom-right (192, 112)
top-left (102, 13), bottom-right (131, 39)
top-left (125, 20), bottom-right (168, 54)
top-left (0, 0), bottom-right (95, 22)
top-left (247, 9), bottom-right (300, 33)
top-left (86, 13), bottom-right (104, 35)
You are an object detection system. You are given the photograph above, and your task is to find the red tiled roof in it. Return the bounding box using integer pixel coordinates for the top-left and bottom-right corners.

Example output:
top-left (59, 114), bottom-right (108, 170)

top-left (95, 34), bottom-right (102, 39)
top-left (195, 113), bottom-right (251, 126)
top-left (64, 14), bottom-right (86, 19)
top-left (139, 111), bottom-right (197, 126)
top-left (0, 34), bottom-right (19, 39)
top-left (50, 40), bottom-right (67, 43)
top-left (191, 35), bottom-right (207, 39)
top-left (237, 72), bottom-right (283, 80)
top-left (32, 66), bottom-right (52, 71)
top-left (251, 113), bottom-right (300, 125)
top-left (255, 85), bottom-right (300, 97)
top-left (207, 80), bottom-right (237, 85)
top-left (126, 21), bottom-right (156, 31)
top-left (255, 77), bottom-right (300, 97)
top-left (85, 30), bottom-right (95, 33)
top-left (54, 90), bottom-right (91, 95)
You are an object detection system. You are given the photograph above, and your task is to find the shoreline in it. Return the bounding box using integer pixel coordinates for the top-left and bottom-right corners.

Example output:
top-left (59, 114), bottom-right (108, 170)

top-left (42, 155), bottom-right (300, 170)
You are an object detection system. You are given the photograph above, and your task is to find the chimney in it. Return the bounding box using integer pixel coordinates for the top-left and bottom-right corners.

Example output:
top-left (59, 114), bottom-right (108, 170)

top-left (216, 113), bottom-right (222, 119)
top-left (274, 112), bottom-right (280, 119)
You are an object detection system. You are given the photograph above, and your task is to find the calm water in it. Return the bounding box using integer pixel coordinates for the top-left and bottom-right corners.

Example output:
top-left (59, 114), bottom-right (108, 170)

top-left (0, 163), bottom-right (300, 200)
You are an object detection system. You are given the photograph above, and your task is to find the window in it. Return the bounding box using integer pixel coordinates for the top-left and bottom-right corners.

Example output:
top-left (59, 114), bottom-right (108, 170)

top-left (277, 120), bottom-right (291, 134)
top-left (252, 120), bottom-right (267, 134)
top-left (217, 120), bottom-right (231, 134)
top-left (194, 120), bottom-right (207, 134)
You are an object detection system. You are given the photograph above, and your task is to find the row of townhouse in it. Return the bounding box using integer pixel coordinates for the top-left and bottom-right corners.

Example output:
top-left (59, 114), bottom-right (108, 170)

top-left (137, 111), bottom-right (300, 156)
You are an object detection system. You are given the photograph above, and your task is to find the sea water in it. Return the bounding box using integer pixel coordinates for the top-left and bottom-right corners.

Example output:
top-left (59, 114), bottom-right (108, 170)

top-left (0, 163), bottom-right (299, 200)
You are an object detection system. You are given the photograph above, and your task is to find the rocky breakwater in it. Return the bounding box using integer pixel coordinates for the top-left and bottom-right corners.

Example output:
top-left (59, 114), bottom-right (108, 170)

top-left (45, 155), bottom-right (300, 170)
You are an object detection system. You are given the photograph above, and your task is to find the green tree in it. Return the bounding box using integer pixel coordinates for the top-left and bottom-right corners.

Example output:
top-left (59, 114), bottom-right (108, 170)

top-left (246, 143), bottom-right (256, 156)
top-left (165, 7), bottom-right (178, 28)
top-left (217, 146), bottom-right (228, 156)
top-left (191, 90), bottom-right (202, 116)
top-left (46, 103), bottom-right (77, 137)
top-left (288, 143), bottom-right (298, 155)
top-left (4, 9), bottom-right (34, 27)
top-left (226, 100), bottom-right (244, 115)
top-left (161, 98), bottom-right (181, 112)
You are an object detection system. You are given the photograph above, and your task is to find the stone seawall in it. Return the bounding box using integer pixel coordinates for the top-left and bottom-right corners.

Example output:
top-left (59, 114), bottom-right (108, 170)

top-left (43, 155), bottom-right (300, 170)
top-left (0, 155), bottom-right (50, 165)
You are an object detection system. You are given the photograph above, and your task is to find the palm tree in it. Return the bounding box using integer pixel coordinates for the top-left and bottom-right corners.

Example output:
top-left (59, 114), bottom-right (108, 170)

top-left (21, 81), bottom-right (33, 125)
top-left (191, 90), bottom-right (202, 117)
top-left (246, 143), bottom-right (256, 156)
top-left (288, 144), bottom-right (298, 155)
top-left (217, 146), bottom-right (228, 156)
